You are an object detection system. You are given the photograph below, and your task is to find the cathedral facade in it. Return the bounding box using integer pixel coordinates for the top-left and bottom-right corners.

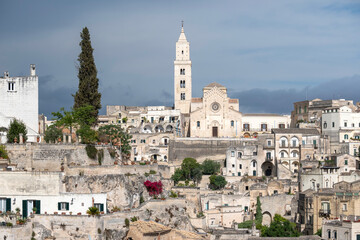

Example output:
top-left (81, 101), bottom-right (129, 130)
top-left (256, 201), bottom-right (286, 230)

top-left (174, 26), bottom-right (289, 138)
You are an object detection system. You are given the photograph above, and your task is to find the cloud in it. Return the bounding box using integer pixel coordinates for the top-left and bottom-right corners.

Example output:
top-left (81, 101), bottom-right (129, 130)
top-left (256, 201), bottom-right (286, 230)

top-left (230, 75), bottom-right (360, 114)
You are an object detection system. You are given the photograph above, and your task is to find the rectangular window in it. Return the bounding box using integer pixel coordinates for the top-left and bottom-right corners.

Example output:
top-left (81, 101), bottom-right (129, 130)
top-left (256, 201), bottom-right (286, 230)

top-left (238, 172), bottom-right (241, 176)
top-left (292, 140), bottom-right (297, 147)
top-left (239, 164), bottom-right (242, 169)
top-left (94, 203), bottom-right (104, 212)
top-left (279, 124), bottom-right (285, 128)
top-left (344, 122), bottom-right (347, 127)
top-left (151, 117), bottom-right (154, 123)
top-left (343, 203), bottom-right (347, 211)
top-left (253, 152), bottom-right (257, 156)
top-left (345, 160), bottom-right (348, 165)
top-left (58, 202), bottom-right (69, 211)
top-left (238, 152), bottom-right (242, 158)
top-left (243, 124), bottom-right (250, 131)
top-left (261, 124), bottom-right (267, 131)
top-left (8, 82), bottom-right (15, 91)
top-left (231, 151), bottom-right (235, 157)
top-left (332, 122), bottom-right (335, 128)
top-left (267, 140), bottom-right (271, 146)
top-left (0, 198), bottom-right (6, 212)
top-left (140, 139), bottom-right (146, 143)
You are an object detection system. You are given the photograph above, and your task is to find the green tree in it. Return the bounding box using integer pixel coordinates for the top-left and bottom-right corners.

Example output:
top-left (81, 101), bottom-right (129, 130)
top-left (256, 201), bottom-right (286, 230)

top-left (209, 175), bottom-right (227, 190)
top-left (52, 105), bottom-right (97, 144)
top-left (7, 119), bottom-right (27, 143)
top-left (52, 108), bottom-right (76, 134)
top-left (201, 159), bottom-right (221, 175)
top-left (181, 158), bottom-right (201, 180)
top-left (0, 145), bottom-right (9, 159)
top-left (171, 168), bottom-right (184, 184)
top-left (261, 214), bottom-right (300, 237)
top-left (255, 196), bottom-right (263, 224)
top-left (73, 27), bottom-right (101, 123)
top-left (44, 125), bottom-right (63, 143)
top-left (98, 124), bottom-right (132, 156)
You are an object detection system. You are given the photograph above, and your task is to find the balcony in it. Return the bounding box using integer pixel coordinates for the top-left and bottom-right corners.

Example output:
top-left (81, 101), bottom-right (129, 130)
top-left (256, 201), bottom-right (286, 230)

top-left (319, 209), bottom-right (331, 217)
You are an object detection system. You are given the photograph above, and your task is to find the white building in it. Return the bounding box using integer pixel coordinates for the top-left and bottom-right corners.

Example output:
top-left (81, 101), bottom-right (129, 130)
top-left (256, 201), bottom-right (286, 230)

top-left (0, 172), bottom-right (107, 217)
top-left (0, 65), bottom-right (39, 142)
top-left (322, 106), bottom-right (360, 153)
top-left (322, 217), bottom-right (360, 240)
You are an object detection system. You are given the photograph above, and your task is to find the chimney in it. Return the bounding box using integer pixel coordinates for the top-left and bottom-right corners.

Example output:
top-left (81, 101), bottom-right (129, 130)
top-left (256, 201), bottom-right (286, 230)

top-left (30, 64), bottom-right (36, 76)
top-left (4, 71), bottom-right (9, 78)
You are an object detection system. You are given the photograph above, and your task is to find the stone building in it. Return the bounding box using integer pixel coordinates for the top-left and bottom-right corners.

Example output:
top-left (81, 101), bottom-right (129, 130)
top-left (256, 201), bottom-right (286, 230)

top-left (291, 98), bottom-right (357, 128)
top-left (297, 180), bottom-right (360, 235)
top-left (0, 65), bottom-right (39, 142)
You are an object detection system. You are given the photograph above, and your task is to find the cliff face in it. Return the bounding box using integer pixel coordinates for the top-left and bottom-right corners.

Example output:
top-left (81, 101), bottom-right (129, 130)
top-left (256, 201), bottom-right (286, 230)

top-left (64, 174), bottom-right (158, 209)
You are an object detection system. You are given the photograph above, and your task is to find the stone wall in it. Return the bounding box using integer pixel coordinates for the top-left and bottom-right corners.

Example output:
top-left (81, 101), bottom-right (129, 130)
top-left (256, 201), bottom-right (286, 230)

top-left (260, 194), bottom-right (296, 225)
top-left (0, 223), bottom-right (33, 240)
top-left (169, 138), bottom-right (244, 162)
top-left (6, 143), bottom-right (119, 171)
top-left (0, 171), bottom-right (62, 195)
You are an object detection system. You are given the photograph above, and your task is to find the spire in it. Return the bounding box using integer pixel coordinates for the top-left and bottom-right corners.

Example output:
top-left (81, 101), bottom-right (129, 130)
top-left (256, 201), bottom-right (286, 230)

top-left (178, 20), bottom-right (187, 42)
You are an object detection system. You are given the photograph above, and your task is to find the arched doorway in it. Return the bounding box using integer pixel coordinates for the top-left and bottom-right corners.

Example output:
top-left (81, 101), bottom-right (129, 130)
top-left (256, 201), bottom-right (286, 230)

top-left (261, 162), bottom-right (275, 177)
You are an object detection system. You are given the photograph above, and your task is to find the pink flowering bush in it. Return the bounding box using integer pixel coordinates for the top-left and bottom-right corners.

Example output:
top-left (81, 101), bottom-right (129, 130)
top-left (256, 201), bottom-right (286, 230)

top-left (144, 180), bottom-right (163, 197)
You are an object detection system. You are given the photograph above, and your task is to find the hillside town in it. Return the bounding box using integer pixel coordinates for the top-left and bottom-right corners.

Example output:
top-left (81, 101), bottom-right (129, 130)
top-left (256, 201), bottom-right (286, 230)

top-left (1, 14), bottom-right (360, 240)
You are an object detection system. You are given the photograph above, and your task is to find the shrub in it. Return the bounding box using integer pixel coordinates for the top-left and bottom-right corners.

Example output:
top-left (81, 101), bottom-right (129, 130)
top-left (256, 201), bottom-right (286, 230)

top-left (139, 162), bottom-right (146, 165)
top-left (201, 159), bottom-right (221, 175)
top-left (131, 216), bottom-right (138, 222)
top-left (111, 206), bottom-right (121, 212)
top-left (97, 149), bottom-right (104, 165)
top-left (196, 212), bottom-right (204, 218)
top-left (140, 196), bottom-right (144, 204)
top-left (169, 191), bottom-right (178, 198)
top-left (209, 175), bottom-right (227, 190)
top-left (6, 222), bottom-right (13, 227)
top-left (149, 170), bottom-right (157, 175)
top-left (125, 218), bottom-right (130, 227)
top-left (144, 180), bottom-right (163, 197)
top-left (177, 183), bottom-right (185, 187)
top-left (85, 144), bottom-right (97, 159)
top-left (108, 148), bottom-right (116, 158)
top-left (0, 145), bottom-right (9, 159)
top-left (7, 119), bottom-right (27, 143)
top-left (86, 206), bottom-right (100, 216)
top-left (44, 125), bottom-right (62, 143)
top-left (97, 228), bottom-right (101, 234)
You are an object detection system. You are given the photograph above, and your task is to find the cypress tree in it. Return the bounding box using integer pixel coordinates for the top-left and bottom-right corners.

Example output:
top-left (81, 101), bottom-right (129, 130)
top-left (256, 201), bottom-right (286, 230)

top-left (73, 27), bottom-right (101, 123)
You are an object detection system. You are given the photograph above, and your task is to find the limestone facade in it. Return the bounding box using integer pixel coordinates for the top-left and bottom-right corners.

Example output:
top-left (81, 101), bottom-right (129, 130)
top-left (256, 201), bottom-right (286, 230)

top-left (0, 65), bottom-right (39, 142)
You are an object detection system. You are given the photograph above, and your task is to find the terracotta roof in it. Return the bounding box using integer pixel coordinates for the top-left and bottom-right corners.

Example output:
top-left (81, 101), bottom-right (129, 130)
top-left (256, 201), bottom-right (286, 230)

top-left (204, 82), bottom-right (226, 88)
top-left (191, 98), bottom-right (203, 103)
top-left (229, 99), bottom-right (238, 103)
top-left (130, 220), bottom-right (171, 234)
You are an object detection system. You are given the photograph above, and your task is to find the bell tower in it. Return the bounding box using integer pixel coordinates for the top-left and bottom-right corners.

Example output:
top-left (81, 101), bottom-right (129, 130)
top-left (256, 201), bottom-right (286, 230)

top-left (174, 22), bottom-right (192, 114)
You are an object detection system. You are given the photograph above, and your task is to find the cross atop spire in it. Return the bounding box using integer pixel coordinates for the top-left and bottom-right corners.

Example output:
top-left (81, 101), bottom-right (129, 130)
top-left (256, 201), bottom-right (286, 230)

top-left (178, 21), bottom-right (187, 41)
top-left (181, 20), bottom-right (184, 28)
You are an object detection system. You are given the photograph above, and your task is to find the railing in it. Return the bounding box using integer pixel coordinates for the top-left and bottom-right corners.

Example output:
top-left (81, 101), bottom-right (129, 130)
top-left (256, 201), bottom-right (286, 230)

top-left (319, 209), bottom-right (331, 217)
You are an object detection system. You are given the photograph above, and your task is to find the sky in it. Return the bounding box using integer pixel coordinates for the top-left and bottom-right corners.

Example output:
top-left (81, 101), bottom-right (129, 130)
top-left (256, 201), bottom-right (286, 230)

top-left (0, 0), bottom-right (359, 117)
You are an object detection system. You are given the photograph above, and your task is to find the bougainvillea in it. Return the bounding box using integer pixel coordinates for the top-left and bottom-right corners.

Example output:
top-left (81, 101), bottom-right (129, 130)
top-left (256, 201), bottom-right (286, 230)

top-left (144, 180), bottom-right (163, 197)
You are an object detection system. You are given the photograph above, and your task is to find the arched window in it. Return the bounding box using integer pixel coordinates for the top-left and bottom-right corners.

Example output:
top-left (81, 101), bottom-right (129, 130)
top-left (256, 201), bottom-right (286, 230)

top-left (164, 156), bottom-right (167, 161)
top-left (327, 230), bottom-right (331, 239)
top-left (280, 137), bottom-right (288, 147)
top-left (344, 134), bottom-right (349, 140)
top-left (231, 120), bottom-right (234, 127)
top-left (238, 152), bottom-right (242, 158)
top-left (333, 230), bottom-right (337, 239)
top-left (180, 80), bottom-right (185, 88)
top-left (180, 68), bottom-right (185, 75)
top-left (180, 93), bottom-right (185, 100)
top-left (291, 137), bottom-right (299, 147)
top-left (197, 121), bottom-right (200, 127)
top-left (252, 160), bottom-right (257, 168)
top-left (323, 122), bottom-right (327, 129)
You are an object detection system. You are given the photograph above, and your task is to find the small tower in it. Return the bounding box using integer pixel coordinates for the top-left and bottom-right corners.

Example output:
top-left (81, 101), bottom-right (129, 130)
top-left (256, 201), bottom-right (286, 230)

top-left (174, 22), bottom-right (192, 114)
top-left (30, 64), bottom-right (36, 76)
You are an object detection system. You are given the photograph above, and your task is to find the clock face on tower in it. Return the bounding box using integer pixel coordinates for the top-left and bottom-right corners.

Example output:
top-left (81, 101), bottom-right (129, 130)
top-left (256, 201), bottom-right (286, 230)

top-left (211, 102), bottom-right (220, 112)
